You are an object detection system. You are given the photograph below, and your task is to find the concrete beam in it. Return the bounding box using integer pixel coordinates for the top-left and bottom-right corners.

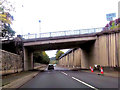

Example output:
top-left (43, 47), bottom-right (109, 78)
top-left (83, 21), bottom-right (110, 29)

top-left (24, 37), bottom-right (97, 47)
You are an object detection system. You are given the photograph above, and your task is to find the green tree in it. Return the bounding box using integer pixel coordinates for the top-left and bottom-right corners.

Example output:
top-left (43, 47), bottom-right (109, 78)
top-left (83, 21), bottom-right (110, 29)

top-left (33, 51), bottom-right (50, 64)
top-left (0, 0), bottom-right (15, 39)
top-left (110, 21), bottom-right (115, 30)
top-left (55, 50), bottom-right (64, 60)
top-left (50, 60), bottom-right (58, 64)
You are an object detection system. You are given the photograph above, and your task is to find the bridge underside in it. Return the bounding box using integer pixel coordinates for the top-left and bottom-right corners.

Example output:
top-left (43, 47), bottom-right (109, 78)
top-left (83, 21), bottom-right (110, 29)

top-left (23, 35), bottom-right (96, 71)
top-left (25, 40), bottom-right (96, 51)
top-left (23, 34), bottom-right (97, 51)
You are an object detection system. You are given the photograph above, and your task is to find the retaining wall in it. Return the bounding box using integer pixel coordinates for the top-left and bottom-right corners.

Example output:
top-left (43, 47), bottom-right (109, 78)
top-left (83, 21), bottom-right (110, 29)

top-left (0, 50), bottom-right (23, 75)
top-left (58, 30), bottom-right (120, 69)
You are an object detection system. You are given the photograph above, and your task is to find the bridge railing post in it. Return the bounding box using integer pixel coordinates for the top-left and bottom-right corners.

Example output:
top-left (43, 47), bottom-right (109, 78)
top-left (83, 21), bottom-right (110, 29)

top-left (35, 34), bottom-right (37, 38)
top-left (28, 33), bottom-right (30, 39)
top-left (50, 32), bottom-right (51, 37)
top-left (39, 33), bottom-right (41, 38)
top-left (88, 29), bottom-right (89, 33)
top-left (94, 28), bottom-right (96, 33)
top-left (79, 30), bottom-right (81, 35)
top-left (64, 31), bottom-right (66, 36)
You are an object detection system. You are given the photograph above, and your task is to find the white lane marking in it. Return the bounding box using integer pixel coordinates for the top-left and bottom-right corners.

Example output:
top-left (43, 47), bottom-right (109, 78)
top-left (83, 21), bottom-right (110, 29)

top-left (61, 72), bottom-right (68, 76)
top-left (72, 77), bottom-right (98, 90)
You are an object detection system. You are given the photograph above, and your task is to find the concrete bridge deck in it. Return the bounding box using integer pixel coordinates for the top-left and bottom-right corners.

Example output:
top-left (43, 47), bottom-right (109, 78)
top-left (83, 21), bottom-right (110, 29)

top-left (23, 33), bottom-right (97, 50)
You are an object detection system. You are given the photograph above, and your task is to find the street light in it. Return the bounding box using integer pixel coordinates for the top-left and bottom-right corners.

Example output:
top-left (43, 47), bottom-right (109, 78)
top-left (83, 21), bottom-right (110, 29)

top-left (39, 20), bottom-right (41, 33)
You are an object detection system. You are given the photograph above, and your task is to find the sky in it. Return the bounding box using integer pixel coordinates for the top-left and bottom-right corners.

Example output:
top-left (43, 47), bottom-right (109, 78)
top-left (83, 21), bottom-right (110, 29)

top-left (9, 0), bottom-right (119, 58)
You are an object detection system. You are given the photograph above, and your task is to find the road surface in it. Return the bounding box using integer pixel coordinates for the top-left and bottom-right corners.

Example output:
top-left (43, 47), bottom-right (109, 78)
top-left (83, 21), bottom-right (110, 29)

top-left (20, 68), bottom-right (119, 89)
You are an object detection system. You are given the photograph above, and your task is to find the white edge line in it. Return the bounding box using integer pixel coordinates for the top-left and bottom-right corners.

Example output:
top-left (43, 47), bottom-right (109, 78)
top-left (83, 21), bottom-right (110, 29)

top-left (61, 72), bottom-right (68, 75)
top-left (72, 77), bottom-right (98, 90)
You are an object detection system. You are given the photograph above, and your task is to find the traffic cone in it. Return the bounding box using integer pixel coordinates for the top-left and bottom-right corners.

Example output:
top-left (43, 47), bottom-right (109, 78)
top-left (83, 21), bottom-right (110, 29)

top-left (91, 67), bottom-right (94, 72)
top-left (101, 67), bottom-right (104, 75)
top-left (90, 66), bottom-right (93, 72)
top-left (90, 66), bottom-right (91, 70)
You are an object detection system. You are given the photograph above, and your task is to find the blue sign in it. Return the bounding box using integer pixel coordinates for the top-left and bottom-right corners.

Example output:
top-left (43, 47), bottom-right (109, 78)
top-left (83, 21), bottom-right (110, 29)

top-left (106, 13), bottom-right (116, 21)
top-left (106, 17), bottom-right (113, 21)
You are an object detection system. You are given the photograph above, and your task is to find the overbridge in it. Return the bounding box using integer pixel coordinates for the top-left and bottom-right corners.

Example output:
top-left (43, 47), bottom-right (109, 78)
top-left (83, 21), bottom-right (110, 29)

top-left (23, 27), bottom-right (103, 51)
top-left (22, 27), bottom-right (120, 70)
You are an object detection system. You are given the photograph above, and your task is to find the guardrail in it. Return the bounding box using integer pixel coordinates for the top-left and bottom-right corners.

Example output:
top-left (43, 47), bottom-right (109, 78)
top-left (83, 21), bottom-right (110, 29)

top-left (22, 27), bottom-right (109, 39)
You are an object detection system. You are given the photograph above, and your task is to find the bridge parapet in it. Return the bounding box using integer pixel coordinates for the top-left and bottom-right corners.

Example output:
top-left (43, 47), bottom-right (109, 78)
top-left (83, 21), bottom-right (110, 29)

top-left (22, 27), bottom-right (107, 39)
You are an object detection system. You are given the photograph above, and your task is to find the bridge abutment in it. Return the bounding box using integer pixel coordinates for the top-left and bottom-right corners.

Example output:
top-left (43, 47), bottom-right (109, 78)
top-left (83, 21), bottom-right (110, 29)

top-left (58, 30), bottom-right (120, 70)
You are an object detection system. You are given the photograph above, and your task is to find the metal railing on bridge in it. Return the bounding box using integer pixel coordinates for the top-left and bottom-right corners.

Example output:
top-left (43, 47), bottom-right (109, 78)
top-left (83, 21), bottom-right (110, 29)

top-left (22, 27), bottom-right (108, 39)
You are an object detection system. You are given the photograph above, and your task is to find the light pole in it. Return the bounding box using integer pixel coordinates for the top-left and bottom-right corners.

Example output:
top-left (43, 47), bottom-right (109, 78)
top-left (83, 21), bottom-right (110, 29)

top-left (39, 20), bottom-right (41, 33)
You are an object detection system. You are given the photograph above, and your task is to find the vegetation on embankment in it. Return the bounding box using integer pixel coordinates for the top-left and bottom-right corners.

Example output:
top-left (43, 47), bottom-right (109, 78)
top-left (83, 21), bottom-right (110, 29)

top-left (55, 50), bottom-right (64, 60)
top-left (33, 51), bottom-right (50, 64)
top-left (103, 18), bottom-right (120, 30)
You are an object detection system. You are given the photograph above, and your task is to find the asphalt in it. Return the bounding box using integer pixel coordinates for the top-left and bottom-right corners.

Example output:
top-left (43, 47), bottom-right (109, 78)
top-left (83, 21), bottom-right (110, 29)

top-left (20, 67), bottom-right (119, 89)
top-left (20, 71), bottom-right (89, 88)
top-left (63, 71), bottom-right (119, 88)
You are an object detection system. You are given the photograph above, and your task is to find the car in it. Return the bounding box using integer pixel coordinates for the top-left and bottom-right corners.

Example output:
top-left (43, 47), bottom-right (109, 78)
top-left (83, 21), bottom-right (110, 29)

top-left (48, 64), bottom-right (54, 70)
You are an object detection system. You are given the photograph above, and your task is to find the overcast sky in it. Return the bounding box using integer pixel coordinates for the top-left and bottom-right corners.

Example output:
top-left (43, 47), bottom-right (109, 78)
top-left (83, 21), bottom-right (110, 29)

top-left (10, 0), bottom-right (119, 58)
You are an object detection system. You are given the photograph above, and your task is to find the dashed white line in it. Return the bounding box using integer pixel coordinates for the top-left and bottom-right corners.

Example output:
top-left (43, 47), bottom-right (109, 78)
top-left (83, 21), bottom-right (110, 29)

top-left (61, 72), bottom-right (68, 76)
top-left (72, 77), bottom-right (98, 90)
top-left (61, 72), bottom-right (98, 90)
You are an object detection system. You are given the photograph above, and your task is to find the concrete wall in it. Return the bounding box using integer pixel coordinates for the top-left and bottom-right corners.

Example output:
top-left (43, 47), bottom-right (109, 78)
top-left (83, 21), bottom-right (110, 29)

top-left (58, 48), bottom-right (81, 68)
top-left (74, 48), bottom-right (81, 68)
top-left (99, 33), bottom-right (120, 67)
top-left (59, 31), bottom-right (120, 69)
top-left (81, 31), bottom-right (120, 69)
top-left (118, 33), bottom-right (120, 67)
top-left (1, 49), bottom-right (23, 75)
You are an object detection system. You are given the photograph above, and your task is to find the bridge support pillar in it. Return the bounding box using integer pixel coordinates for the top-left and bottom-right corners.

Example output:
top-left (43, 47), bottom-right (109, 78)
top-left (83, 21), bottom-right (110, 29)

top-left (24, 47), bottom-right (33, 71)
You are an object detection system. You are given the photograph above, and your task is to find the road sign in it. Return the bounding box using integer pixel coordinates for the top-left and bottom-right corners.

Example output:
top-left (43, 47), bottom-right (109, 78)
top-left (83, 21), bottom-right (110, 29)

top-left (106, 17), bottom-right (113, 21)
top-left (106, 13), bottom-right (116, 17)
top-left (106, 13), bottom-right (116, 21)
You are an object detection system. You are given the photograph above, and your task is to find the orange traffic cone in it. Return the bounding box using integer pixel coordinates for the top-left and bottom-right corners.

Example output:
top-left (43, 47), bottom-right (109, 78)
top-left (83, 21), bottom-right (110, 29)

top-left (90, 66), bottom-right (91, 70)
top-left (90, 66), bottom-right (93, 72)
top-left (101, 67), bottom-right (104, 74)
top-left (91, 67), bottom-right (94, 72)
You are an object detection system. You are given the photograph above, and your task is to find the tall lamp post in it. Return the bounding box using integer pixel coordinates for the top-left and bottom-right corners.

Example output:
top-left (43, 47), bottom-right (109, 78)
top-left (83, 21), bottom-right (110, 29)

top-left (39, 20), bottom-right (41, 33)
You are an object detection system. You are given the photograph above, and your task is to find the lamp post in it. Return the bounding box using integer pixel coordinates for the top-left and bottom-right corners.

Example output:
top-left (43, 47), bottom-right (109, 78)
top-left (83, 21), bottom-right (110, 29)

top-left (39, 20), bottom-right (41, 33)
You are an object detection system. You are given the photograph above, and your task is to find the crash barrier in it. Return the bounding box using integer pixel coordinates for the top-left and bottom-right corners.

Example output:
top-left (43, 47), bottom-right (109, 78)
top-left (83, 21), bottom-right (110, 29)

top-left (1, 50), bottom-right (23, 75)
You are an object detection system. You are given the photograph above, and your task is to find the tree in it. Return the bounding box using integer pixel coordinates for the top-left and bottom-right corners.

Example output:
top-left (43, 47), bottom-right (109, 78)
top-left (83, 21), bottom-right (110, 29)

top-left (50, 57), bottom-right (56, 60)
top-left (33, 51), bottom-right (50, 64)
top-left (50, 60), bottom-right (58, 64)
top-left (55, 50), bottom-right (64, 60)
top-left (0, 0), bottom-right (15, 39)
